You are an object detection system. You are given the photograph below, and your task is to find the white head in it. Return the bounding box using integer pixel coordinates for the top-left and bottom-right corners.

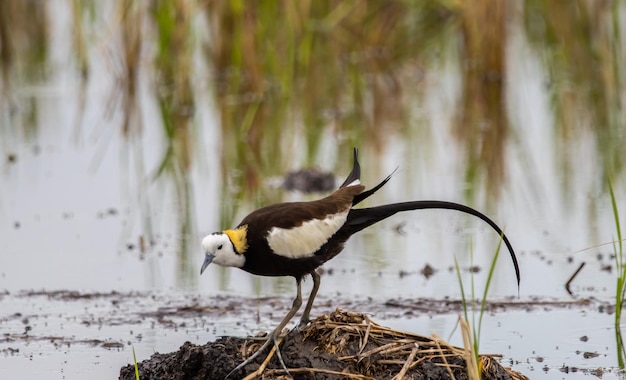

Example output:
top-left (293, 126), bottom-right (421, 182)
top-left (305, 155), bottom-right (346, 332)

top-left (200, 233), bottom-right (245, 274)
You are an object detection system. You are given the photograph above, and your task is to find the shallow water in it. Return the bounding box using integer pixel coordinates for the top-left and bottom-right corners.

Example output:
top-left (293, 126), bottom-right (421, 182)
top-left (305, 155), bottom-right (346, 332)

top-left (390, 309), bottom-right (623, 379)
top-left (1, 290), bottom-right (620, 380)
top-left (2, 2), bottom-right (626, 379)
top-left (1, 85), bottom-right (622, 380)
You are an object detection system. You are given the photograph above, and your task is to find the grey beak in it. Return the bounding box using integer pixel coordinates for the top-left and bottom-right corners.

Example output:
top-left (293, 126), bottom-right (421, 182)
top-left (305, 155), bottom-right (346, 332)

top-left (200, 254), bottom-right (215, 275)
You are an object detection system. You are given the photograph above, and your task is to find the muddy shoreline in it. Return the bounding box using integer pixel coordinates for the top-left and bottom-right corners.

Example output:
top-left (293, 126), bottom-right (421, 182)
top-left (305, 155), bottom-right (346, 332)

top-left (1, 290), bottom-right (615, 379)
top-left (119, 309), bottom-right (529, 380)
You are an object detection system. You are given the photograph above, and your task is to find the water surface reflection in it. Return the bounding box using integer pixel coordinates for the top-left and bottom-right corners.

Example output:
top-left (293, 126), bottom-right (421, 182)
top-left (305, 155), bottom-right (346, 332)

top-left (1, 1), bottom-right (626, 379)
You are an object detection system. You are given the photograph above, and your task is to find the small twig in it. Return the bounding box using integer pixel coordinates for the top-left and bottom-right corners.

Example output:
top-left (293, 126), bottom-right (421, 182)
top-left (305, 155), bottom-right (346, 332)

top-left (433, 334), bottom-right (457, 380)
top-left (241, 337), bottom-right (281, 380)
top-left (393, 344), bottom-right (418, 380)
top-left (357, 341), bottom-right (414, 360)
top-left (377, 359), bottom-right (410, 365)
top-left (378, 343), bottom-right (417, 357)
top-left (571, 238), bottom-right (626, 254)
top-left (565, 262), bottom-right (586, 295)
top-left (265, 367), bottom-right (374, 379)
top-left (358, 319), bottom-right (372, 355)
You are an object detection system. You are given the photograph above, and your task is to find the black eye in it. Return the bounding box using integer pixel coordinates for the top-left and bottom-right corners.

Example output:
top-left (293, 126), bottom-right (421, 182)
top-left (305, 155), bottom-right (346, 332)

top-left (217, 244), bottom-right (223, 250)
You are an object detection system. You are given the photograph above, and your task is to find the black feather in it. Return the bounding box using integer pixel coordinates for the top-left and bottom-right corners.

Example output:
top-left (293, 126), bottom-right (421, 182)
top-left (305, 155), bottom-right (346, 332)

top-left (345, 201), bottom-right (521, 286)
top-left (338, 148), bottom-right (360, 188)
top-left (352, 168), bottom-right (397, 206)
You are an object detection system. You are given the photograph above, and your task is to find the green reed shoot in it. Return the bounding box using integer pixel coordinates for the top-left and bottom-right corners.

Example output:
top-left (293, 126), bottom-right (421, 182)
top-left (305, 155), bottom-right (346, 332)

top-left (132, 346), bottom-right (140, 380)
top-left (608, 179), bottom-right (626, 368)
top-left (454, 234), bottom-right (504, 378)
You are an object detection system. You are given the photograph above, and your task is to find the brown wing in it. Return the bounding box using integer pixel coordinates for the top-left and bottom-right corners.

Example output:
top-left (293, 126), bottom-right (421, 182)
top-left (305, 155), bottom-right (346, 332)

top-left (238, 185), bottom-right (365, 230)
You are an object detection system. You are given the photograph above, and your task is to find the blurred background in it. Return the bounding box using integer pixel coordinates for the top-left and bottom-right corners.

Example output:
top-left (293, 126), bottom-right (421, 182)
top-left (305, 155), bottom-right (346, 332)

top-left (1, 1), bottom-right (626, 378)
top-left (1, 0), bottom-right (624, 297)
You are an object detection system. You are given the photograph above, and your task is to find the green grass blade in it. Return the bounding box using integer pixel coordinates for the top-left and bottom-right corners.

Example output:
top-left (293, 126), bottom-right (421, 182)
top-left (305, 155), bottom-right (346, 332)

top-left (609, 178), bottom-right (626, 368)
top-left (132, 345), bottom-right (140, 380)
top-left (609, 178), bottom-right (623, 261)
top-left (478, 233), bottom-right (503, 342)
top-left (468, 242), bottom-right (479, 354)
top-left (454, 256), bottom-right (470, 324)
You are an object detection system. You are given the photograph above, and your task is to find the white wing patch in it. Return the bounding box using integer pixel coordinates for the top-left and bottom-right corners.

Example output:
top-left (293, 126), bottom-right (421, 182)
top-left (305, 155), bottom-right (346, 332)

top-left (267, 210), bottom-right (349, 258)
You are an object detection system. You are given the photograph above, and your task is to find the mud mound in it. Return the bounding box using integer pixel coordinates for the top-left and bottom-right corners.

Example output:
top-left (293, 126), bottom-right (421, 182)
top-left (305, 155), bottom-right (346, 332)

top-left (119, 309), bottom-right (528, 380)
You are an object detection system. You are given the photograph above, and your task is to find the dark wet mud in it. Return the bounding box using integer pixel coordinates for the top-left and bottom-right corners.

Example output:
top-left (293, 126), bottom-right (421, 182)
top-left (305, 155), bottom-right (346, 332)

top-left (119, 309), bottom-right (528, 380)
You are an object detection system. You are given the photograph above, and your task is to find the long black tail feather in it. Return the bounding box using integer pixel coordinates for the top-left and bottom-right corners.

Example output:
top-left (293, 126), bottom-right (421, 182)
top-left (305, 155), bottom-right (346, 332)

top-left (338, 148), bottom-right (398, 206)
top-left (346, 201), bottom-right (521, 286)
top-left (339, 148), bottom-right (361, 188)
top-left (352, 168), bottom-right (397, 206)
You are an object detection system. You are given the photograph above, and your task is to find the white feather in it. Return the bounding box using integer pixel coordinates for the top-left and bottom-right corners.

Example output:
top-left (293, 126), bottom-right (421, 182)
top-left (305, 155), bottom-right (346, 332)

top-left (267, 210), bottom-right (349, 258)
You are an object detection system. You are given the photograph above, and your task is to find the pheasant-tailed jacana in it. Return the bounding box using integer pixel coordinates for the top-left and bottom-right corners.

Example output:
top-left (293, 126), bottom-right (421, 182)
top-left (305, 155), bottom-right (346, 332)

top-left (200, 148), bottom-right (520, 378)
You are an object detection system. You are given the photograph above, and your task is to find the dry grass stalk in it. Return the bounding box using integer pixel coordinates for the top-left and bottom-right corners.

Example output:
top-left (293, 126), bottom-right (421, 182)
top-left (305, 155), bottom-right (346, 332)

top-left (242, 336), bottom-right (282, 380)
top-left (392, 344), bottom-right (418, 380)
top-left (294, 308), bottom-right (528, 379)
top-left (431, 334), bottom-right (458, 380)
top-left (459, 317), bottom-right (480, 380)
top-left (265, 367), bottom-right (375, 379)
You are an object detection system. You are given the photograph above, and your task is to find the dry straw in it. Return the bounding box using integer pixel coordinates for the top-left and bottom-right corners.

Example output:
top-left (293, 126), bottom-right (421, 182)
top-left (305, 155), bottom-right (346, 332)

top-left (248, 308), bottom-right (528, 380)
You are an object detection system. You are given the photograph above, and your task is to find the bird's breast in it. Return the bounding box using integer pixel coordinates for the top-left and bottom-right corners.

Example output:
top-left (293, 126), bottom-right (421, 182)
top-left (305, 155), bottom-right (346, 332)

top-left (265, 210), bottom-right (349, 259)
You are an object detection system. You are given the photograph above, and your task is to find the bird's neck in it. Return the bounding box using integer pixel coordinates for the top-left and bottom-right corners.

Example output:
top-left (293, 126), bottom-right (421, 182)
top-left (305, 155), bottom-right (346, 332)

top-left (224, 225), bottom-right (249, 254)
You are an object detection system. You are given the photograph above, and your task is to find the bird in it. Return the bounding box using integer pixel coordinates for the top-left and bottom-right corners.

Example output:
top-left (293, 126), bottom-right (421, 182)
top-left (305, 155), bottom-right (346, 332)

top-left (200, 148), bottom-right (520, 378)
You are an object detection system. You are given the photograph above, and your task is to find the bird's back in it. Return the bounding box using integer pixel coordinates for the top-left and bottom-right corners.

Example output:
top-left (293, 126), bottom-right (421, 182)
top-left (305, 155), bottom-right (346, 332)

top-left (238, 184), bottom-right (365, 231)
top-left (237, 184), bottom-right (365, 277)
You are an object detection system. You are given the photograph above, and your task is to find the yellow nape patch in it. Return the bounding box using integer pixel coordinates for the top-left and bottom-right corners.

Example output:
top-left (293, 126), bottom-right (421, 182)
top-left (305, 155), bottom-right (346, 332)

top-left (224, 225), bottom-right (249, 254)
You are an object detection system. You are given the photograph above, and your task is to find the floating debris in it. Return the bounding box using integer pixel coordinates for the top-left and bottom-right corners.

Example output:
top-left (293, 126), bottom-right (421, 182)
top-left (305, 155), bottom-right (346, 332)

top-left (420, 263), bottom-right (436, 279)
top-left (282, 168), bottom-right (336, 193)
top-left (565, 262), bottom-right (586, 295)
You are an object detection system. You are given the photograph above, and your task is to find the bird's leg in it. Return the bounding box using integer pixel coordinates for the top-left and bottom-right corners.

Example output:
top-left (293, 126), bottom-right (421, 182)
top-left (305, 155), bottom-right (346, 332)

top-left (225, 277), bottom-right (303, 379)
top-left (298, 270), bottom-right (320, 329)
